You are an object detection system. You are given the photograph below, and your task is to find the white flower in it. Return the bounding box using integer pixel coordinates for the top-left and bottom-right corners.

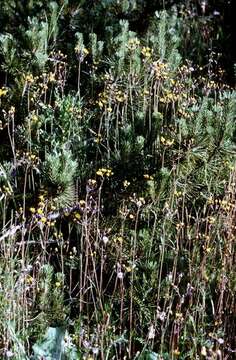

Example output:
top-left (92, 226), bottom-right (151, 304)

top-left (148, 324), bottom-right (155, 339)
top-left (102, 235), bottom-right (109, 245)
top-left (159, 311), bottom-right (166, 322)
top-left (117, 271), bottom-right (124, 279)
top-left (5, 351), bottom-right (14, 358)
top-left (92, 347), bottom-right (99, 355)
top-left (83, 340), bottom-right (91, 349)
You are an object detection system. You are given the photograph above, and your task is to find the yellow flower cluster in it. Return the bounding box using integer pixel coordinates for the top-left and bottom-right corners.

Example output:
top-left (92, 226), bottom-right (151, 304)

top-left (48, 72), bottom-right (56, 83)
top-left (143, 174), bottom-right (154, 180)
top-left (178, 109), bottom-right (191, 119)
top-left (207, 197), bottom-right (234, 211)
top-left (79, 199), bottom-right (86, 207)
top-left (49, 50), bottom-right (67, 61)
top-left (0, 87), bottom-right (8, 97)
top-left (208, 216), bottom-right (216, 224)
top-left (176, 222), bottom-right (185, 229)
top-left (96, 87), bottom-right (128, 109)
top-left (113, 236), bottom-right (123, 244)
top-left (31, 113), bottom-right (39, 123)
top-left (123, 180), bottom-right (130, 188)
top-left (179, 64), bottom-right (194, 75)
top-left (160, 136), bottom-right (174, 146)
top-left (88, 179), bottom-right (97, 187)
top-left (160, 93), bottom-right (180, 103)
top-left (96, 168), bottom-right (113, 177)
top-left (141, 46), bottom-right (152, 58)
top-left (97, 91), bottom-right (109, 108)
top-left (17, 150), bottom-right (39, 165)
top-left (25, 73), bottom-right (34, 84)
top-left (174, 190), bottom-right (182, 197)
top-left (74, 45), bottom-right (89, 61)
top-left (0, 185), bottom-right (12, 196)
top-left (115, 90), bottom-right (127, 103)
top-left (136, 197), bottom-right (145, 207)
top-left (29, 193), bottom-right (55, 226)
top-left (220, 199), bottom-right (234, 212)
top-left (8, 106), bottom-right (15, 115)
top-left (127, 38), bottom-right (140, 51)
top-left (151, 61), bottom-right (169, 80)
top-left (73, 212), bottom-right (81, 221)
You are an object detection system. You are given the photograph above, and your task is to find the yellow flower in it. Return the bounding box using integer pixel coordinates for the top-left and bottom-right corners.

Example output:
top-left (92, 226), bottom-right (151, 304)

top-left (173, 349), bottom-right (180, 356)
top-left (160, 136), bottom-right (166, 144)
top-left (96, 168), bottom-right (113, 177)
top-left (74, 212), bottom-right (81, 220)
top-left (74, 44), bottom-right (81, 53)
top-left (144, 174), bottom-right (153, 180)
top-left (123, 180), bottom-right (130, 188)
top-left (114, 236), bottom-right (123, 244)
top-left (96, 169), bottom-right (104, 176)
top-left (141, 46), bottom-right (152, 58)
top-left (29, 207), bottom-right (36, 214)
top-left (166, 139), bottom-right (174, 146)
top-left (4, 186), bottom-right (12, 195)
top-left (175, 312), bottom-right (183, 319)
top-left (83, 48), bottom-right (89, 56)
top-left (49, 72), bottom-right (56, 82)
top-left (128, 38), bottom-right (140, 50)
top-left (208, 216), bottom-right (215, 224)
top-left (126, 266), bottom-right (132, 272)
top-left (0, 88), bottom-right (8, 97)
top-left (201, 346), bottom-right (207, 357)
top-left (31, 114), bottom-right (39, 123)
top-left (95, 136), bottom-right (102, 144)
top-left (25, 74), bottom-right (34, 83)
top-left (88, 179), bottom-right (97, 186)
top-left (98, 100), bottom-right (104, 108)
top-left (75, 45), bottom-right (89, 58)
top-left (26, 275), bottom-right (33, 284)
top-left (106, 169), bottom-right (113, 177)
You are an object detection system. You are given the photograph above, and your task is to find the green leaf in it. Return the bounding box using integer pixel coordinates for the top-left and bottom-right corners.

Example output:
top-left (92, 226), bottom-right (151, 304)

top-left (32, 327), bottom-right (65, 359)
top-left (32, 327), bottom-right (78, 360)
top-left (138, 350), bottom-right (159, 360)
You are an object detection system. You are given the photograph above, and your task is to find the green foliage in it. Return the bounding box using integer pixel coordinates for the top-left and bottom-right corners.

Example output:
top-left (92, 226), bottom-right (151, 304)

top-left (0, 1), bottom-right (235, 359)
top-left (43, 147), bottom-right (77, 208)
top-left (0, 34), bottom-right (18, 74)
top-left (138, 351), bottom-right (159, 360)
top-left (32, 327), bottom-right (78, 360)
